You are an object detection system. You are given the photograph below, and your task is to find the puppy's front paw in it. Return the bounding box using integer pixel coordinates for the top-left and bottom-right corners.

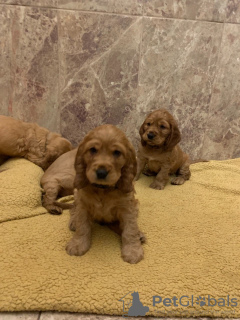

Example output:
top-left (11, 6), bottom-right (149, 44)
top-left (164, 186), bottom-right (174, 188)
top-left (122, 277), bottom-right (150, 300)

top-left (66, 238), bottom-right (90, 256)
top-left (171, 177), bottom-right (185, 185)
top-left (150, 181), bottom-right (165, 190)
top-left (122, 243), bottom-right (144, 264)
top-left (46, 205), bottom-right (63, 215)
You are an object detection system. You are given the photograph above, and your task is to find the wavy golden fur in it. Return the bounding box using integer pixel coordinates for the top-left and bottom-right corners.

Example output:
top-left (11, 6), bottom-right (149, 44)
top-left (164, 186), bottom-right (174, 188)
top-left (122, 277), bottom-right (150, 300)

top-left (41, 148), bottom-right (77, 214)
top-left (66, 124), bottom-right (144, 264)
top-left (0, 115), bottom-right (72, 170)
top-left (136, 109), bottom-right (191, 190)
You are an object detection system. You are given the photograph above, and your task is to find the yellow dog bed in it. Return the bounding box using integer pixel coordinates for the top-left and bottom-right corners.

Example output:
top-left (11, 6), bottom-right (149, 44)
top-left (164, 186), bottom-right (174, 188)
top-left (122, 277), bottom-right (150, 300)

top-left (0, 158), bottom-right (240, 317)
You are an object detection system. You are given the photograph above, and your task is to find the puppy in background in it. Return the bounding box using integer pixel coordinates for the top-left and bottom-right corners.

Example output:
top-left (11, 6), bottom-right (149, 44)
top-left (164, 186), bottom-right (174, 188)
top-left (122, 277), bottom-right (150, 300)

top-left (0, 115), bottom-right (72, 170)
top-left (135, 109), bottom-right (191, 190)
top-left (66, 124), bottom-right (144, 264)
top-left (41, 148), bottom-right (77, 215)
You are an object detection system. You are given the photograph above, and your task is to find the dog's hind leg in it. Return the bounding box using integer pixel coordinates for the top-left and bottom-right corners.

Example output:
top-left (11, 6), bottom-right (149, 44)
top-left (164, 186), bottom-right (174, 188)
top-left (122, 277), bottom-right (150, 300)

top-left (42, 181), bottom-right (62, 215)
top-left (171, 161), bottom-right (191, 185)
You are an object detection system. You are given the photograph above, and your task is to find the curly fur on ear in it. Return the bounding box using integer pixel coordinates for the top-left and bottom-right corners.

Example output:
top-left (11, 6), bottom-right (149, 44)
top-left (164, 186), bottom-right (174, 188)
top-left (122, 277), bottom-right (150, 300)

top-left (139, 123), bottom-right (147, 147)
top-left (116, 142), bottom-right (137, 193)
top-left (164, 119), bottom-right (181, 150)
top-left (74, 142), bottom-right (89, 189)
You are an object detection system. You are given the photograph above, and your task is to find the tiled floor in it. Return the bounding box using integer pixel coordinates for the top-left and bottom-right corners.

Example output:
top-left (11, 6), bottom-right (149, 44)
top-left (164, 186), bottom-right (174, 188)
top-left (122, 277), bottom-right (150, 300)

top-left (0, 313), bottom-right (160, 320)
top-left (0, 314), bottom-right (227, 320)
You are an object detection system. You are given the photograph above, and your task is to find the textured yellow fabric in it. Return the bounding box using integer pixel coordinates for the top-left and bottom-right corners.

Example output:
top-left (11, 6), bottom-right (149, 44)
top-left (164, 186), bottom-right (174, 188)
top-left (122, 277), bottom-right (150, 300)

top-left (0, 158), bottom-right (240, 317)
top-left (0, 158), bottom-right (46, 222)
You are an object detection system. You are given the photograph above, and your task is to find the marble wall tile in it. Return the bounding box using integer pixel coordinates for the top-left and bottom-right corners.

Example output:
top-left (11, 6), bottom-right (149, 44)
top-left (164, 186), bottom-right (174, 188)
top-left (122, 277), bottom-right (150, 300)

top-left (40, 311), bottom-right (160, 320)
top-left (58, 0), bottom-right (143, 15)
top-left (201, 24), bottom-right (240, 160)
top-left (109, 0), bottom-right (143, 15)
top-left (59, 11), bottom-right (141, 146)
top-left (0, 312), bottom-right (39, 320)
top-left (137, 17), bottom-right (223, 159)
top-left (225, 0), bottom-right (240, 23)
top-left (9, 6), bottom-right (59, 131)
top-left (143, 0), bottom-right (228, 23)
top-left (58, 12), bottom-right (135, 84)
top-left (58, 0), bottom-right (108, 13)
top-left (0, 0), bottom-right (239, 160)
top-left (0, 0), bottom-right (58, 7)
top-left (0, 5), bottom-right (11, 115)
top-left (1, 0), bottom-right (240, 23)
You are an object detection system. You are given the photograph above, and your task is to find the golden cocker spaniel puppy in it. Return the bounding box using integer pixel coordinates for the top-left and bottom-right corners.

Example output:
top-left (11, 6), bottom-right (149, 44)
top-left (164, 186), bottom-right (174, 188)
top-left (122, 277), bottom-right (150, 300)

top-left (0, 115), bottom-right (72, 170)
top-left (41, 148), bottom-right (77, 215)
top-left (135, 109), bottom-right (191, 190)
top-left (66, 124), bottom-right (144, 264)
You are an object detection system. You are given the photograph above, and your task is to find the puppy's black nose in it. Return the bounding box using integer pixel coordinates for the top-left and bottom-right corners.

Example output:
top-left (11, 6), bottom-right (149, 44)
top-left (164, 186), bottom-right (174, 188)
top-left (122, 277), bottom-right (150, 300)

top-left (147, 132), bottom-right (155, 140)
top-left (96, 168), bottom-right (108, 180)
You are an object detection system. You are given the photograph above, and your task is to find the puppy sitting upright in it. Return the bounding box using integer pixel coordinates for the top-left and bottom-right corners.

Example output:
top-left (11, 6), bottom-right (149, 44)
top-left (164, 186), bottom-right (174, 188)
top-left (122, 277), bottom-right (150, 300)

top-left (135, 109), bottom-right (191, 190)
top-left (66, 124), bottom-right (144, 264)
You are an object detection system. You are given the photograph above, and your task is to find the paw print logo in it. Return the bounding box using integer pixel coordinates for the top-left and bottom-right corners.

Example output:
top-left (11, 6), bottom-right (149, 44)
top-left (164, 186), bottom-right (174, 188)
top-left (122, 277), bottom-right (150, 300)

top-left (195, 296), bottom-right (206, 307)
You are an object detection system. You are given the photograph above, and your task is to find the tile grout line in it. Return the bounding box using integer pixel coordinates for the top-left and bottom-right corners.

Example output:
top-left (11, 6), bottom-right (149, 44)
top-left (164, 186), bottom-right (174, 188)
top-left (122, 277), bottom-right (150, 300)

top-left (37, 311), bottom-right (42, 320)
top-left (199, 22), bottom-right (226, 159)
top-left (136, 16), bottom-right (144, 114)
top-left (208, 21), bottom-right (226, 112)
top-left (90, 17), bottom-right (142, 69)
top-left (61, 17), bottom-right (141, 94)
top-left (56, 9), bottom-right (61, 134)
top-left (0, 2), bottom-right (240, 25)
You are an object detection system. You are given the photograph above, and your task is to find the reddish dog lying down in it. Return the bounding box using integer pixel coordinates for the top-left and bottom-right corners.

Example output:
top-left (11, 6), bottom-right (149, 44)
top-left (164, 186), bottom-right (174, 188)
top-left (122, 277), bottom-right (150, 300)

top-left (41, 148), bottom-right (77, 215)
top-left (66, 124), bottom-right (144, 264)
top-left (0, 115), bottom-right (72, 170)
top-left (135, 109), bottom-right (191, 190)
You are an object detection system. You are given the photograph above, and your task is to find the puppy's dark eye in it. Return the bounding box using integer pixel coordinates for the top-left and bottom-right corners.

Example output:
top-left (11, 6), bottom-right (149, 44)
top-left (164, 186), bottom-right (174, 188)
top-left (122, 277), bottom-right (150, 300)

top-left (90, 147), bottom-right (97, 155)
top-left (160, 125), bottom-right (166, 129)
top-left (146, 122), bottom-right (151, 126)
top-left (113, 150), bottom-right (121, 157)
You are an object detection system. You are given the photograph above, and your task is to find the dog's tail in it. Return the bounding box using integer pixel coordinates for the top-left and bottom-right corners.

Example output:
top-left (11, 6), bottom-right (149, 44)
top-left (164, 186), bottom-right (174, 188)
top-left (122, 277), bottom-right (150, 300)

top-left (53, 201), bottom-right (74, 209)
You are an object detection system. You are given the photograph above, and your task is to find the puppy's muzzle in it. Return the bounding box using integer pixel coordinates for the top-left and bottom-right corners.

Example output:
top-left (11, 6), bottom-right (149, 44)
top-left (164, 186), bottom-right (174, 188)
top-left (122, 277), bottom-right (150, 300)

top-left (147, 132), bottom-right (155, 140)
top-left (96, 167), bottom-right (108, 180)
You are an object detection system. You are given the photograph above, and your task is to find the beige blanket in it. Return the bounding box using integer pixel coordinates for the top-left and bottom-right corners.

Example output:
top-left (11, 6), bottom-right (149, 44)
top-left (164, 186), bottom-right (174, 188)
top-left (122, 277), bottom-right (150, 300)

top-left (0, 158), bottom-right (240, 317)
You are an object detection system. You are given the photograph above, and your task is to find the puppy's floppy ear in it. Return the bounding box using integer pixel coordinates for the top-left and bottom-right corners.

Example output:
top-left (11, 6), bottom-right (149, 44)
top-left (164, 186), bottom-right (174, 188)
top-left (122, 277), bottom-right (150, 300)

top-left (74, 141), bottom-right (89, 189)
top-left (139, 122), bottom-right (147, 146)
top-left (44, 134), bottom-right (72, 169)
top-left (47, 133), bottom-right (72, 153)
top-left (164, 118), bottom-right (181, 150)
top-left (116, 142), bottom-right (137, 193)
